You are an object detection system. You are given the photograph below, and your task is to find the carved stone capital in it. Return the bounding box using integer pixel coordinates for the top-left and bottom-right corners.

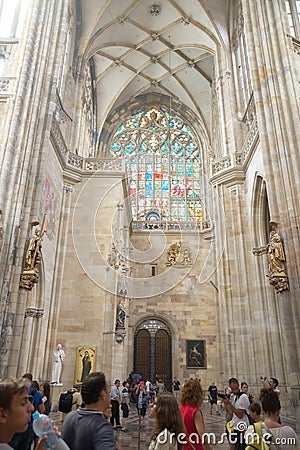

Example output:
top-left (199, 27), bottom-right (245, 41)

top-left (115, 332), bottom-right (126, 343)
top-left (25, 307), bottom-right (44, 318)
top-left (267, 274), bottom-right (289, 293)
top-left (63, 183), bottom-right (74, 193)
top-left (252, 246), bottom-right (267, 256)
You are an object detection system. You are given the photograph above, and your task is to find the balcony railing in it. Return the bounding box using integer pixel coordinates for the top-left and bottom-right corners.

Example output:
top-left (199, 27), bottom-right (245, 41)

top-left (132, 219), bottom-right (211, 232)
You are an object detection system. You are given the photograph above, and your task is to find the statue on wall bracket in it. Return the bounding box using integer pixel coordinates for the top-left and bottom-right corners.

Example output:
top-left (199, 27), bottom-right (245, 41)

top-left (266, 230), bottom-right (289, 293)
top-left (20, 214), bottom-right (47, 290)
top-left (116, 300), bottom-right (126, 329)
top-left (166, 241), bottom-right (192, 267)
top-left (115, 299), bottom-right (127, 343)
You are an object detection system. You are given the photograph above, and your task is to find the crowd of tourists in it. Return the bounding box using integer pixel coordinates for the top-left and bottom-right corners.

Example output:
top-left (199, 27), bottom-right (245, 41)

top-left (0, 373), bottom-right (299, 450)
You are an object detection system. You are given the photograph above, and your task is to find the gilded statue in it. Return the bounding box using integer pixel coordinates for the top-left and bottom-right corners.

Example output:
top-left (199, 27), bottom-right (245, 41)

top-left (25, 228), bottom-right (42, 269)
top-left (266, 231), bottom-right (286, 275)
top-left (20, 215), bottom-right (47, 290)
top-left (266, 231), bottom-right (289, 293)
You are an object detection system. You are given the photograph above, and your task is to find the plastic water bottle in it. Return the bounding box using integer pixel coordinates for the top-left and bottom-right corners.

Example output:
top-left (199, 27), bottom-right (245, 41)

top-left (32, 412), bottom-right (70, 449)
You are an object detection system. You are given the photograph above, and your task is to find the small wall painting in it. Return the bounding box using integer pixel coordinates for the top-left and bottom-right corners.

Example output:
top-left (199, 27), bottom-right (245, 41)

top-left (75, 346), bottom-right (96, 383)
top-left (186, 340), bottom-right (206, 368)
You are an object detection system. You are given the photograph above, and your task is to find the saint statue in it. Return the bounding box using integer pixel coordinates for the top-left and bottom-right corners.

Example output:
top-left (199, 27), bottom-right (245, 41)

top-left (25, 228), bottom-right (42, 269)
top-left (265, 230), bottom-right (289, 293)
top-left (20, 215), bottom-right (47, 290)
top-left (51, 343), bottom-right (65, 385)
top-left (266, 231), bottom-right (286, 276)
top-left (116, 301), bottom-right (126, 329)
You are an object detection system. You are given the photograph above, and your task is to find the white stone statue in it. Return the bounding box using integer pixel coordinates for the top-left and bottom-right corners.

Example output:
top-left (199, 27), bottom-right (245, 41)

top-left (51, 343), bottom-right (65, 385)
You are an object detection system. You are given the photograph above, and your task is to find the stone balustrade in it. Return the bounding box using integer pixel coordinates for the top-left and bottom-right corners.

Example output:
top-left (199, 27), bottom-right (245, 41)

top-left (212, 119), bottom-right (258, 176)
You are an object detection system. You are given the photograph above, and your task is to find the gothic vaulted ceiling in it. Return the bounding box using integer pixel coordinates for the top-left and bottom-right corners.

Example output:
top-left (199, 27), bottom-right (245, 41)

top-left (78, 0), bottom-right (230, 138)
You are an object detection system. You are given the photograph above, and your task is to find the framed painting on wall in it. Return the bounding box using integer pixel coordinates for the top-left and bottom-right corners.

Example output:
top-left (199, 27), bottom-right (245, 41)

top-left (186, 340), bottom-right (206, 368)
top-left (75, 346), bottom-right (96, 383)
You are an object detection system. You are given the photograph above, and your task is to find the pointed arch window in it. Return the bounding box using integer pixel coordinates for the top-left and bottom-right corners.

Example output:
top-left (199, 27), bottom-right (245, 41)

top-left (109, 107), bottom-right (202, 229)
top-left (0, 0), bottom-right (29, 38)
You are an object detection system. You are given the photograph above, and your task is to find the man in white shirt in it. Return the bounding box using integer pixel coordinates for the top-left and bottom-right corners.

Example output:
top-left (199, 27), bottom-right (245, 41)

top-left (145, 380), bottom-right (151, 399)
top-left (110, 379), bottom-right (121, 429)
top-left (223, 377), bottom-right (250, 450)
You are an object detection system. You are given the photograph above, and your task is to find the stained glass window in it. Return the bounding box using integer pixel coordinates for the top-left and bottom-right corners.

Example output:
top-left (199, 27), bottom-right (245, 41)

top-left (109, 107), bottom-right (202, 229)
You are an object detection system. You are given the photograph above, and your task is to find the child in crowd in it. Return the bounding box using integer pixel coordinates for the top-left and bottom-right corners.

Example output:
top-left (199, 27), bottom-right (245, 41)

top-left (248, 402), bottom-right (262, 423)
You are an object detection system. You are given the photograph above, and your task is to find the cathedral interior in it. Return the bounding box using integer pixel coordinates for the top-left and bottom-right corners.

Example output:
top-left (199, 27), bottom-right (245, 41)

top-left (0, 0), bottom-right (300, 426)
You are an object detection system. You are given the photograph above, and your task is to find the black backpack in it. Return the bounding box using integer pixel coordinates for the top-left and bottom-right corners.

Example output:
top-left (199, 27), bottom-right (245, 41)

top-left (58, 389), bottom-right (76, 413)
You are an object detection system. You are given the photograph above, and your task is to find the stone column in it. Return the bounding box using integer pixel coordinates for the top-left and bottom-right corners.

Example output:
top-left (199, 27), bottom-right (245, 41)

top-left (110, 203), bottom-right (131, 382)
top-left (42, 183), bottom-right (73, 381)
top-left (242, 0), bottom-right (300, 386)
top-left (0, 0), bottom-right (70, 376)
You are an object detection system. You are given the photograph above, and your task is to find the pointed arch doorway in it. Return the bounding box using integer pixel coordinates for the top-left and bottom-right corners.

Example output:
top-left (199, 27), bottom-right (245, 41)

top-left (134, 318), bottom-right (172, 391)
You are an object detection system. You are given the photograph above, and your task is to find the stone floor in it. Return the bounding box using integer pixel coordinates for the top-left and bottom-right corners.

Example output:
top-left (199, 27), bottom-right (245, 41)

top-left (50, 400), bottom-right (298, 450)
top-left (114, 401), bottom-right (229, 450)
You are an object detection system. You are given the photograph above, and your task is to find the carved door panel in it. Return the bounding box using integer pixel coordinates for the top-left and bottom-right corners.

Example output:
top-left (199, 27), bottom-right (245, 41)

top-left (155, 329), bottom-right (172, 391)
top-left (134, 319), bottom-right (172, 391)
top-left (134, 329), bottom-right (151, 381)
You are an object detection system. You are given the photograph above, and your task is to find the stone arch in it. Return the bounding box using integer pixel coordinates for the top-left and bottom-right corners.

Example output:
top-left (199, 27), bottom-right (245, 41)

top-left (97, 92), bottom-right (210, 162)
top-left (251, 172), bottom-right (270, 247)
top-left (98, 93), bottom-right (214, 226)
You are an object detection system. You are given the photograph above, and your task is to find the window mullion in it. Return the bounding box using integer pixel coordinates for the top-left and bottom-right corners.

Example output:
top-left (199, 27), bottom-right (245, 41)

top-left (184, 156), bottom-right (187, 225)
top-left (137, 121), bottom-right (140, 219)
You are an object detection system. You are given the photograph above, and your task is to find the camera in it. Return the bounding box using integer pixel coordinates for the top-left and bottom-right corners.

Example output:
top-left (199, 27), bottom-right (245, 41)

top-left (217, 393), bottom-right (230, 399)
top-left (260, 376), bottom-right (267, 381)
